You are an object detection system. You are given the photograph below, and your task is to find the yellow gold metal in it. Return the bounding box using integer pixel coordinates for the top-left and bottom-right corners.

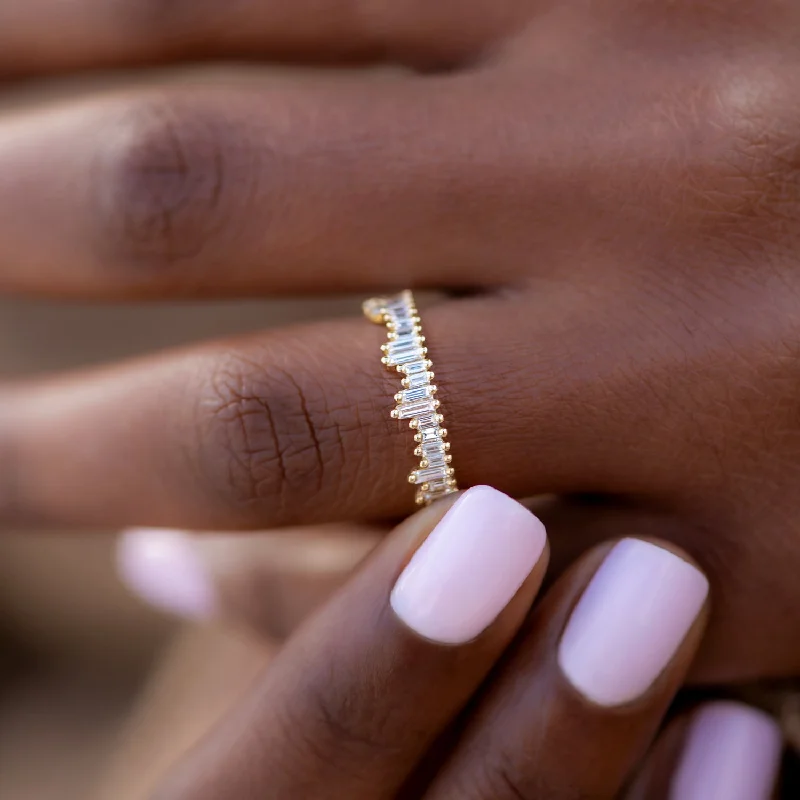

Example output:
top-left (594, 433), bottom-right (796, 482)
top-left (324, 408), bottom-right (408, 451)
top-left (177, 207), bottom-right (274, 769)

top-left (363, 290), bottom-right (459, 506)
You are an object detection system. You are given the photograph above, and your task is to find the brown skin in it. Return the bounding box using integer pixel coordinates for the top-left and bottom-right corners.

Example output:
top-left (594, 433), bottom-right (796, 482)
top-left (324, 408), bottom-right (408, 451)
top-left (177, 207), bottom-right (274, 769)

top-left (0, 0), bottom-right (799, 686)
top-left (140, 501), bottom-right (708, 800)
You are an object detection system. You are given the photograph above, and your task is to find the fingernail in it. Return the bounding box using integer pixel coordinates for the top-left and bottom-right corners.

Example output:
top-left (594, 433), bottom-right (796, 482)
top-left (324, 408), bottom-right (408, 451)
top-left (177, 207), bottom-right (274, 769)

top-left (558, 538), bottom-right (708, 706)
top-left (116, 529), bottom-right (216, 619)
top-left (390, 485), bottom-right (548, 645)
top-left (670, 702), bottom-right (783, 800)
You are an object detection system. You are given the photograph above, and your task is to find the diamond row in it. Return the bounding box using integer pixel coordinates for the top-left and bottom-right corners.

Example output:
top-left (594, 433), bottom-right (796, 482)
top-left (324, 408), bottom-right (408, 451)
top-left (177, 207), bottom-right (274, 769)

top-left (363, 290), bottom-right (458, 506)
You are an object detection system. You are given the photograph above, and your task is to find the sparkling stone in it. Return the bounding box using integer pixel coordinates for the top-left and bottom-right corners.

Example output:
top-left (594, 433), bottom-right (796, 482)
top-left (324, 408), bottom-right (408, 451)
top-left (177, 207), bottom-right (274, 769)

top-left (412, 466), bottom-right (448, 485)
top-left (423, 451), bottom-right (448, 468)
top-left (402, 361), bottom-right (431, 389)
top-left (417, 425), bottom-right (441, 443)
top-left (394, 317), bottom-right (416, 336)
top-left (387, 346), bottom-right (425, 366)
top-left (415, 413), bottom-right (440, 431)
top-left (420, 440), bottom-right (446, 459)
top-left (398, 385), bottom-right (433, 404)
top-left (389, 333), bottom-right (417, 351)
top-left (395, 399), bottom-right (436, 419)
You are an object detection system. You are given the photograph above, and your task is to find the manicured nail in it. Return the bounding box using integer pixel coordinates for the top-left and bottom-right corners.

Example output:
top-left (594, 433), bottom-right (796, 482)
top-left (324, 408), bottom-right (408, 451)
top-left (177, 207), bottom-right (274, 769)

top-left (390, 485), bottom-right (548, 645)
top-left (116, 529), bottom-right (216, 619)
top-left (670, 702), bottom-right (782, 800)
top-left (558, 538), bottom-right (708, 706)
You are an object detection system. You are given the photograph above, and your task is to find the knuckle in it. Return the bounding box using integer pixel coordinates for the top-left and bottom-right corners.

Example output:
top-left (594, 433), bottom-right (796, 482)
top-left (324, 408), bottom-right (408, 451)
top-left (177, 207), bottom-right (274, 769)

top-left (689, 64), bottom-right (800, 243)
top-left (94, 97), bottom-right (242, 271)
top-left (301, 681), bottom-right (401, 764)
top-left (196, 350), bottom-right (350, 522)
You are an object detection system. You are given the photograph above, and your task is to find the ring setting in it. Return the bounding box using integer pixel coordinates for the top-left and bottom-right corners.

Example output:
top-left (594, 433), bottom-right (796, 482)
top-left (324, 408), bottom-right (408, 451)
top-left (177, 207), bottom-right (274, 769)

top-left (363, 290), bottom-right (458, 505)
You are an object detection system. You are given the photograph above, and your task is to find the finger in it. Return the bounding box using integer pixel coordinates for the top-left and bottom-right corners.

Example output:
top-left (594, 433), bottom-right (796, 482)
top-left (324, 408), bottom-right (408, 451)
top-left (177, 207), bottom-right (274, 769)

top-left (0, 77), bottom-right (525, 297)
top-left (95, 627), bottom-right (276, 800)
top-left (1, 292), bottom-right (631, 530)
top-left (117, 524), bottom-right (383, 638)
top-left (536, 496), bottom-right (800, 684)
top-left (152, 487), bottom-right (550, 799)
top-left (0, 0), bottom-right (527, 75)
top-left (627, 702), bottom-right (783, 800)
top-left (426, 537), bottom-right (710, 799)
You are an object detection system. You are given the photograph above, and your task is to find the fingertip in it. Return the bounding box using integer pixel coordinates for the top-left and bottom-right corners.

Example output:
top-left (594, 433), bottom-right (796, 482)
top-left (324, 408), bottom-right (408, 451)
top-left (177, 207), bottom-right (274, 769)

top-left (670, 701), bottom-right (783, 800)
top-left (116, 528), bottom-right (216, 620)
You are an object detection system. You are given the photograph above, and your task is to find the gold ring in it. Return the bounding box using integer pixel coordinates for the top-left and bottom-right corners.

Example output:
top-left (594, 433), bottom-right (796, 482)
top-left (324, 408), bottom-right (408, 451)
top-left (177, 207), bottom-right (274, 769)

top-left (363, 290), bottom-right (458, 505)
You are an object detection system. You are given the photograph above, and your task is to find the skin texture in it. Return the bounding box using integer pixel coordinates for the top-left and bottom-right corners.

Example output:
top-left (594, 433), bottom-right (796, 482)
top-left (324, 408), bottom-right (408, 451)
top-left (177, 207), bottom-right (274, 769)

top-left (136, 497), bottom-right (712, 800)
top-left (0, 0), bottom-right (799, 691)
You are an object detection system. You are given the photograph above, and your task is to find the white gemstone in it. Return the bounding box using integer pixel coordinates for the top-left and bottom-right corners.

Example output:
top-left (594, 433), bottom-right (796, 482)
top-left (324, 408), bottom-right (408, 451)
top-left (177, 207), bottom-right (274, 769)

top-left (389, 333), bottom-right (418, 352)
top-left (386, 345), bottom-right (424, 366)
top-left (399, 385), bottom-right (433, 404)
top-left (420, 440), bottom-right (446, 458)
top-left (402, 362), bottom-right (430, 389)
top-left (417, 425), bottom-right (441, 443)
top-left (395, 399), bottom-right (436, 419)
top-left (412, 466), bottom-right (448, 485)
top-left (423, 451), bottom-right (448, 468)
top-left (394, 317), bottom-right (416, 336)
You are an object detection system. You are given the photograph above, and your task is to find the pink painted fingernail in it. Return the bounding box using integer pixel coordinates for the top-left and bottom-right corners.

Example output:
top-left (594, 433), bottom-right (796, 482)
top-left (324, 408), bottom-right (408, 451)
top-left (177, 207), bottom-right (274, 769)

top-left (558, 538), bottom-right (708, 706)
top-left (670, 702), bottom-right (783, 800)
top-left (116, 529), bottom-right (216, 619)
top-left (390, 486), bottom-right (548, 645)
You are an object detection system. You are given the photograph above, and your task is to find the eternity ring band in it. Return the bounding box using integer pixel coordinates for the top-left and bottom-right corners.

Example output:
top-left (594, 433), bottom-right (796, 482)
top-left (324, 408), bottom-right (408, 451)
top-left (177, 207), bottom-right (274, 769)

top-left (363, 290), bottom-right (458, 506)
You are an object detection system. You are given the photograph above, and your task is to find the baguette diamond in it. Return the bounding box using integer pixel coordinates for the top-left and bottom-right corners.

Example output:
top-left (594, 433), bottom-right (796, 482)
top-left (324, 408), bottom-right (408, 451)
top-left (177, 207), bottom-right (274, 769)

top-left (363, 290), bottom-right (459, 506)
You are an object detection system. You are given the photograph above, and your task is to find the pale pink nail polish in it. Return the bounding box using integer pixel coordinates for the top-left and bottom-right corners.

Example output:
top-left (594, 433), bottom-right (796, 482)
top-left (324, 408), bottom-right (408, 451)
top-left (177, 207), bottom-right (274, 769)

top-left (116, 529), bottom-right (216, 619)
top-left (558, 538), bottom-right (708, 706)
top-left (669, 702), bottom-right (782, 800)
top-left (390, 486), bottom-right (547, 645)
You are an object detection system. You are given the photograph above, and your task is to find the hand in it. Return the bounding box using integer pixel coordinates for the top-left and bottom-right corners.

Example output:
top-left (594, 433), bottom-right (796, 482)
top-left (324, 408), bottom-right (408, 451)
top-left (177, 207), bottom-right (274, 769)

top-left (3, 1), bottom-right (800, 685)
top-left (123, 486), bottom-right (778, 800)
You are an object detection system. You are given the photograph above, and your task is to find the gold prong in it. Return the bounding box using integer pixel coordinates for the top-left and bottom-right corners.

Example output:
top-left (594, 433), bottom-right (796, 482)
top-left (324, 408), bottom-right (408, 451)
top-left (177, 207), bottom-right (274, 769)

top-left (415, 494), bottom-right (426, 505)
top-left (428, 371), bottom-right (435, 381)
top-left (421, 347), bottom-right (428, 356)
top-left (380, 356), bottom-right (390, 367)
top-left (429, 385), bottom-right (438, 394)
top-left (409, 420), bottom-right (419, 429)
top-left (394, 392), bottom-right (403, 402)
top-left (380, 343), bottom-right (389, 353)
top-left (447, 467), bottom-right (456, 477)
top-left (414, 446), bottom-right (422, 457)
top-left (425, 359), bottom-right (433, 369)
top-left (408, 474), bottom-right (417, 484)
top-left (436, 413), bottom-right (445, 423)
top-left (433, 399), bottom-right (441, 410)
top-left (439, 428), bottom-right (448, 439)
top-left (444, 442), bottom-right (451, 451)
top-left (445, 454), bottom-right (453, 464)
top-left (390, 409), bottom-right (400, 419)
top-left (420, 459), bottom-right (429, 468)
top-left (401, 378), bottom-right (410, 388)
